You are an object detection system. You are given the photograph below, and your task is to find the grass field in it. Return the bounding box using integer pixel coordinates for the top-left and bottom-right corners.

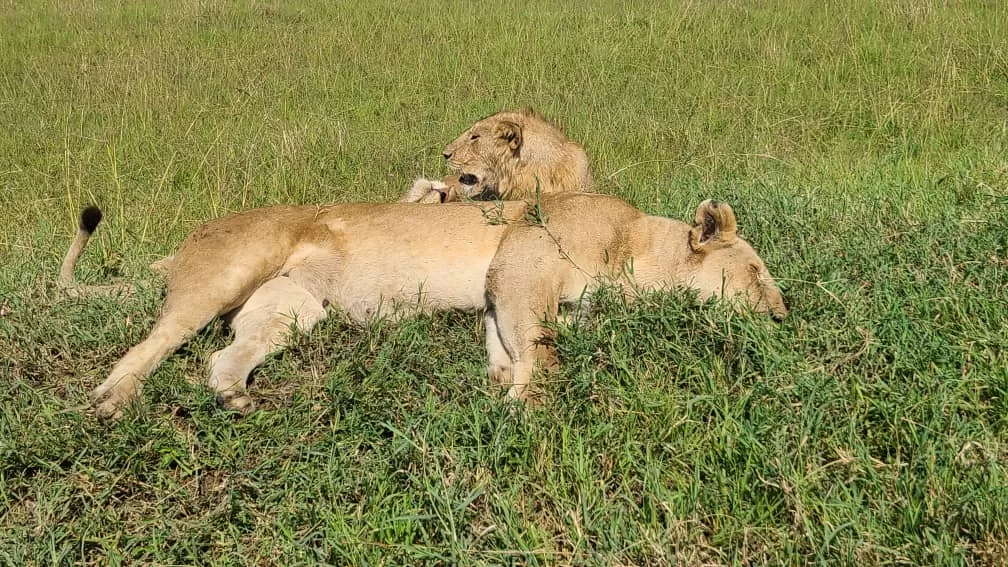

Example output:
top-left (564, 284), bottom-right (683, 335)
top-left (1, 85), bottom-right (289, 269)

top-left (2, 0), bottom-right (1007, 564)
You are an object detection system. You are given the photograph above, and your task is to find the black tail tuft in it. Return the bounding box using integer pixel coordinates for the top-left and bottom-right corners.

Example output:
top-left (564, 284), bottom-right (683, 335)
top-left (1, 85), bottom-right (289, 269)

top-left (79, 206), bottom-right (103, 234)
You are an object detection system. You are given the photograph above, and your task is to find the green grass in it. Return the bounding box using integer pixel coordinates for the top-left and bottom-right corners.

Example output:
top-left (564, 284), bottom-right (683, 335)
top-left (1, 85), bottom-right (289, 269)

top-left (2, 0), bottom-right (1007, 564)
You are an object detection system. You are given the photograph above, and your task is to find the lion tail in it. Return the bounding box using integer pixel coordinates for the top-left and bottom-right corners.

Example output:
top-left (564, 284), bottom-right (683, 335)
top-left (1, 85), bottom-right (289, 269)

top-left (59, 206), bottom-right (134, 297)
top-left (59, 205), bottom-right (103, 287)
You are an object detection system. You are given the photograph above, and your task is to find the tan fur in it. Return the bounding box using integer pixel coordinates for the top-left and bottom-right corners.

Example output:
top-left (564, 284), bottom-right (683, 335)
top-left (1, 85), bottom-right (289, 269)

top-left (401, 108), bottom-right (593, 203)
top-left (398, 175), bottom-right (473, 204)
top-left (63, 194), bottom-right (786, 420)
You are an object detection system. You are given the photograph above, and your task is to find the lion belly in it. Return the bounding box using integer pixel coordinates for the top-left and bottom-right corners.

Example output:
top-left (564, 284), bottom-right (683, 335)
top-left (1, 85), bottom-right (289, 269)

top-left (307, 203), bottom-right (522, 322)
top-left (280, 258), bottom-right (494, 322)
top-left (328, 250), bottom-right (497, 321)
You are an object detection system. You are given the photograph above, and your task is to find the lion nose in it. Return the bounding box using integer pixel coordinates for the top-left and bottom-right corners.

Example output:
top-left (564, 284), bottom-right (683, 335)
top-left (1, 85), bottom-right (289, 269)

top-left (459, 174), bottom-right (478, 186)
top-left (442, 151), bottom-right (452, 160)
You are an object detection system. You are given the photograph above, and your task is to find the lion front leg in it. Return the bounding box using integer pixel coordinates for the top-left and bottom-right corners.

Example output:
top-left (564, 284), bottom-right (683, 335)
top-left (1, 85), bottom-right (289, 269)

top-left (485, 291), bottom-right (560, 403)
top-left (484, 309), bottom-right (511, 389)
top-left (208, 276), bottom-right (327, 414)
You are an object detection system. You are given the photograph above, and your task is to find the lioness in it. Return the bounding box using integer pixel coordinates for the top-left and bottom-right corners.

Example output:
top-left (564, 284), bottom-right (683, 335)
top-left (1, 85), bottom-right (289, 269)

top-left (401, 108), bottom-right (593, 203)
top-left (66, 194), bottom-right (786, 420)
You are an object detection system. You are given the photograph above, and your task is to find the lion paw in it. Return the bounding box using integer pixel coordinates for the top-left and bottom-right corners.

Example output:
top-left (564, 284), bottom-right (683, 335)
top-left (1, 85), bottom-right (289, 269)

top-left (216, 391), bottom-right (257, 416)
top-left (400, 177), bottom-right (445, 203)
top-left (93, 396), bottom-right (126, 422)
top-left (90, 376), bottom-right (139, 422)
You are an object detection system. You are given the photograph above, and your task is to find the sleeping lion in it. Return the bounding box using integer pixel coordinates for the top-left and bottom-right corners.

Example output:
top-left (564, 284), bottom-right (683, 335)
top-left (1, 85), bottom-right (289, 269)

top-left (63, 193), bottom-right (786, 420)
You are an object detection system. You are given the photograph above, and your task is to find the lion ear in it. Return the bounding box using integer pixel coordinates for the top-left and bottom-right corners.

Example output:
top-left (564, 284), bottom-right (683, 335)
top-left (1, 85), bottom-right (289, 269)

top-left (495, 120), bottom-right (523, 151)
top-left (688, 199), bottom-right (738, 251)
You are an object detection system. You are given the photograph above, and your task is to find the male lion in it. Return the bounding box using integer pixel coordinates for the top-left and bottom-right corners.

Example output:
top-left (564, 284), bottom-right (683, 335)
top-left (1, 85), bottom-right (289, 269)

top-left (64, 194), bottom-right (786, 420)
top-left (401, 108), bottom-right (593, 203)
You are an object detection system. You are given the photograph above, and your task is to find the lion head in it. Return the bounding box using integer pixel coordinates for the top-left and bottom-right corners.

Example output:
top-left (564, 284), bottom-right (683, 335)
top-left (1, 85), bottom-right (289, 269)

top-left (440, 108), bottom-right (593, 200)
top-left (685, 199), bottom-right (788, 319)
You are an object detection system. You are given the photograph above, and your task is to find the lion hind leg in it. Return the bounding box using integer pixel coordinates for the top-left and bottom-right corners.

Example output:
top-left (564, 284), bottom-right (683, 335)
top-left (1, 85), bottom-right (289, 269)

top-left (208, 277), bottom-right (327, 414)
top-left (91, 271), bottom-right (268, 420)
top-left (91, 308), bottom-right (219, 421)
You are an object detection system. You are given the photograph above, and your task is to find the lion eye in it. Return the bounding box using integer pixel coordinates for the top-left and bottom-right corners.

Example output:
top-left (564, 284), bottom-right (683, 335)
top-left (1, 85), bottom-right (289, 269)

top-left (469, 133), bottom-right (480, 140)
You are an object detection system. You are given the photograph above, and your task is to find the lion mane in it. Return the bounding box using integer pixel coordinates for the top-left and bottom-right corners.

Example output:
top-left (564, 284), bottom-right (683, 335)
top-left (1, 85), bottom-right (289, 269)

top-left (403, 108), bottom-right (593, 203)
